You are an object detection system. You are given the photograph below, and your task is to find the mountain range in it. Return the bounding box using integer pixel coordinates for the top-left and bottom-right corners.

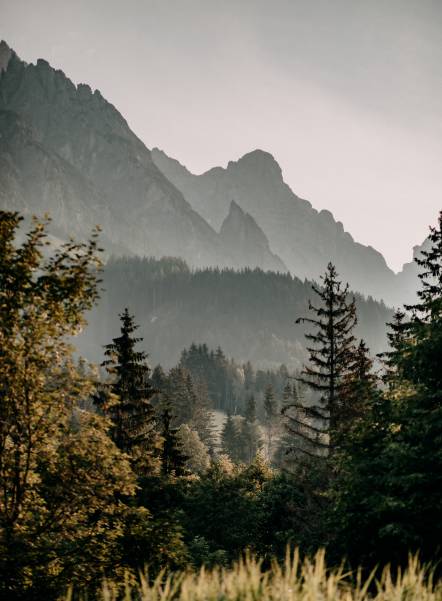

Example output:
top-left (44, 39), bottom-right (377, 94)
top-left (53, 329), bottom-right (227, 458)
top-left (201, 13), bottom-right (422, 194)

top-left (0, 40), bottom-right (426, 307)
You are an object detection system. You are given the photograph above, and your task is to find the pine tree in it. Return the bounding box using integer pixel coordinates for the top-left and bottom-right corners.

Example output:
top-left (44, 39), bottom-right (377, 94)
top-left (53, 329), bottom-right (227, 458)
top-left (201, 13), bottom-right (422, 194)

top-left (339, 339), bottom-right (378, 437)
top-left (378, 309), bottom-right (408, 387)
top-left (332, 213), bottom-right (442, 564)
top-left (295, 262), bottom-right (357, 453)
top-left (401, 210), bottom-right (442, 391)
top-left (99, 308), bottom-right (157, 457)
top-left (221, 412), bottom-right (242, 462)
top-left (191, 378), bottom-right (216, 450)
top-left (160, 406), bottom-right (188, 477)
top-left (244, 361), bottom-right (255, 391)
top-left (162, 367), bottom-right (194, 426)
top-left (263, 385), bottom-right (278, 461)
top-left (151, 364), bottom-right (167, 391)
top-left (242, 395), bottom-right (262, 463)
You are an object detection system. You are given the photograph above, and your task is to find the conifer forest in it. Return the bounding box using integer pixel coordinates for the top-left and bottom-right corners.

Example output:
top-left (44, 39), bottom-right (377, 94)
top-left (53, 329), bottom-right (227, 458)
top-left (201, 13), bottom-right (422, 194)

top-left (1, 209), bottom-right (442, 599)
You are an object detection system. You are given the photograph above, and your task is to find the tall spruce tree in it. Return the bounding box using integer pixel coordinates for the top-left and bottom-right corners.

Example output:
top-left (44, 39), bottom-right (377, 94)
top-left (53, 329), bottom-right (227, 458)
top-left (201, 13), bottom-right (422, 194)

top-left (295, 263), bottom-right (357, 453)
top-left (190, 378), bottom-right (216, 450)
top-left (161, 367), bottom-right (194, 426)
top-left (221, 412), bottom-right (242, 462)
top-left (100, 309), bottom-right (157, 457)
top-left (339, 339), bottom-right (378, 437)
top-left (160, 406), bottom-right (188, 477)
top-left (378, 309), bottom-right (408, 387)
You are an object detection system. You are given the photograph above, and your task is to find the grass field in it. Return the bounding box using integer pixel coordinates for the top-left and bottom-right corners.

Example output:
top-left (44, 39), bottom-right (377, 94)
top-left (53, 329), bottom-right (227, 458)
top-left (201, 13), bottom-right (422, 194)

top-left (67, 550), bottom-right (441, 601)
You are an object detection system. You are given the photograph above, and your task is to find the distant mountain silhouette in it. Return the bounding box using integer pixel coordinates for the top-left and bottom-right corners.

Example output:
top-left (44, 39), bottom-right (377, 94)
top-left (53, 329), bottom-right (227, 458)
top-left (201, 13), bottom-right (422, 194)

top-left (0, 41), bottom-right (284, 272)
top-left (152, 147), bottom-right (419, 304)
top-left (219, 200), bottom-right (287, 272)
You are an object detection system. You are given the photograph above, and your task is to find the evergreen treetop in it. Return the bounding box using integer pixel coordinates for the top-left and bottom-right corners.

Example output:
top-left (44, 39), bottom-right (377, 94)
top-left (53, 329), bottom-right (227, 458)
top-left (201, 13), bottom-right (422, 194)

top-left (100, 308), bottom-right (156, 455)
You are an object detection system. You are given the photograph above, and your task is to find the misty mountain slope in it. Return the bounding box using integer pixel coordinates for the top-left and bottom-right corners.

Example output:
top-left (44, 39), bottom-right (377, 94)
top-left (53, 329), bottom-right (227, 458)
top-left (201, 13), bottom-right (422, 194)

top-left (219, 200), bottom-right (287, 272)
top-left (152, 147), bottom-right (400, 303)
top-left (0, 41), bottom-right (288, 272)
top-left (0, 43), bottom-right (224, 264)
top-left (394, 238), bottom-right (430, 304)
top-left (77, 256), bottom-right (394, 370)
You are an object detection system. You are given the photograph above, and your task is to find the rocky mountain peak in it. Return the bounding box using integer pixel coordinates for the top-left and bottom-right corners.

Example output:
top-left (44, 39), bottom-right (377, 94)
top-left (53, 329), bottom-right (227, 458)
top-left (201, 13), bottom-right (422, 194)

top-left (230, 149), bottom-right (282, 178)
top-left (227, 199), bottom-right (245, 216)
top-left (219, 200), bottom-right (287, 272)
top-left (0, 40), bottom-right (13, 73)
top-left (221, 199), bottom-right (259, 237)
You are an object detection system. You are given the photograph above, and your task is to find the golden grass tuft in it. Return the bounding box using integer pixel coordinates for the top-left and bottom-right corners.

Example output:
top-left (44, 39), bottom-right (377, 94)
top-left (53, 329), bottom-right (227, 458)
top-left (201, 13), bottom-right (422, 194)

top-left (67, 549), bottom-right (442, 601)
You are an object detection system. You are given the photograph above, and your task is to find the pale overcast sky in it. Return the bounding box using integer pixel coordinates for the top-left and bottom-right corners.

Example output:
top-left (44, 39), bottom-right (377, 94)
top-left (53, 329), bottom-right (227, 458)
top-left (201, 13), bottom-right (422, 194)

top-left (2, 0), bottom-right (441, 271)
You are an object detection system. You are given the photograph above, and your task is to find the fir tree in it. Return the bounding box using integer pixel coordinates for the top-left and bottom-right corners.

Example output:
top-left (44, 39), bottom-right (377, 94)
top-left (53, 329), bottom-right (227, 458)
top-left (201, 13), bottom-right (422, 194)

top-left (295, 263), bottom-right (357, 453)
top-left (339, 339), bottom-right (378, 437)
top-left (162, 367), bottom-right (194, 426)
top-left (242, 395), bottom-right (262, 463)
top-left (160, 406), bottom-right (188, 477)
top-left (378, 309), bottom-right (408, 387)
top-left (99, 308), bottom-right (157, 456)
top-left (243, 361), bottom-right (255, 391)
top-left (151, 364), bottom-right (167, 391)
top-left (191, 378), bottom-right (216, 450)
top-left (221, 412), bottom-right (242, 462)
top-left (263, 385), bottom-right (278, 461)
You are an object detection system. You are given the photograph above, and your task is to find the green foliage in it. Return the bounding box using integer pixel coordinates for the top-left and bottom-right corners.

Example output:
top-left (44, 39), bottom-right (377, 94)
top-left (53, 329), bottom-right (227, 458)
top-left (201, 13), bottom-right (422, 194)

top-left (97, 308), bottom-right (159, 472)
top-left (221, 413), bottom-right (243, 462)
top-left (263, 385), bottom-right (279, 461)
top-left (331, 212), bottom-right (442, 566)
top-left (176, 424), bottom-right (210, 475)
top-left (296, 263), bottom-right (358, 452)
top-left (3, 209), bottom-right (442, 597)
top-left (182, 457), bottom-right (272, 562)
top-left (119, 505), bottom-right (188, 574)
top-left (241, 395), bottom-right (263, 463)
top-left (159, 407), bottom-right (188, 478)
top-left (0, 211), bottom-right (137, 598)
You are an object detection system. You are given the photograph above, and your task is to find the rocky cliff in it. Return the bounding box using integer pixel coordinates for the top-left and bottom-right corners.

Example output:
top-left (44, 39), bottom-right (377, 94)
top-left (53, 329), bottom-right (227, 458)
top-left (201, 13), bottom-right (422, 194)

top-left (220, 201), bottom-right (287, 272)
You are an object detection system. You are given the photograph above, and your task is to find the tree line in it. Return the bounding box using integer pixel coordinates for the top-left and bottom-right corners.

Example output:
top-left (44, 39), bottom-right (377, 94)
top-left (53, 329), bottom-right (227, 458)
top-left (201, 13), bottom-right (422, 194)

top-left (79, 253), bottom-right (393, 369)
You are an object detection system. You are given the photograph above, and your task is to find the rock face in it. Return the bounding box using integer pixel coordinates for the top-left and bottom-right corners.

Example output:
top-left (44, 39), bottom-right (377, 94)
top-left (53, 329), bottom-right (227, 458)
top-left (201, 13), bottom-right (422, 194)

top-left (0, 42), bottom-right (286, 272)
top-left (0, 40), bottom-right (12, 73)
top-left (394, 238), bottom-right (430, 305)
top-left (152, 147), bottom-right (402, 303)
top-left (220, 201), bottom-right (287, 272)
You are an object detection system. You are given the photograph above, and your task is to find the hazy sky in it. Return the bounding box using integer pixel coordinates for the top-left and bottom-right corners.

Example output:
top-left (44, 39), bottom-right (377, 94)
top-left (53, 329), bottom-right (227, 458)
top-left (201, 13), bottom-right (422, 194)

top-left (2, 0), bottom-right (441, 271)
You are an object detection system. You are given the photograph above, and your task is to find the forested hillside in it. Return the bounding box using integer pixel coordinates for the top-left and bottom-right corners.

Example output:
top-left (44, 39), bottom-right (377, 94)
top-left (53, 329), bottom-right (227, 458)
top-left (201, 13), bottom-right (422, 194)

top-left (2, 208), bottom-right (442, 600)
top-left (78, 256), bottom-right (393, 368)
